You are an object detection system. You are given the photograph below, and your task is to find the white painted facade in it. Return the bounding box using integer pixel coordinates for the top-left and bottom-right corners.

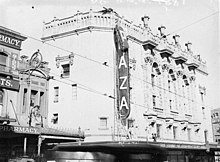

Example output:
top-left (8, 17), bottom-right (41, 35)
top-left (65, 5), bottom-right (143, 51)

top-left (41, 9), bottom-right (213, 144)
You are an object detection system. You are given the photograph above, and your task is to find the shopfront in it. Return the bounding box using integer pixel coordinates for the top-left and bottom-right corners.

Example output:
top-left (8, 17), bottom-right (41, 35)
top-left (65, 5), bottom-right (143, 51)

top-left (157, 142), bottom-right (217, 162)
top-left (0, 124), bottom-right (84, 162)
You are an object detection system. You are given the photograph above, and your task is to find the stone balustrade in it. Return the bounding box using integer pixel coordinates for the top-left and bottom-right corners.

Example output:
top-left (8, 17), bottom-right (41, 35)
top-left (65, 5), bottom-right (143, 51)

top-left (42, 9), bottom-right (207, 73)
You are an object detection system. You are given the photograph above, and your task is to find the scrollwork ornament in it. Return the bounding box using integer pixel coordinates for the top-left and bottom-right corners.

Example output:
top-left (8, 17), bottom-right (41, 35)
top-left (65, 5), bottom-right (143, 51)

top-left (190, 76), bottom-right (196, 82)
top-left (176, 70), bottom-right (183, 78)
top-left (162, 63), bottom-right (169, 72)
top-left (69, 53), bottom-right (75, 66)
top-left (144, 56), bottom-right (153, 65)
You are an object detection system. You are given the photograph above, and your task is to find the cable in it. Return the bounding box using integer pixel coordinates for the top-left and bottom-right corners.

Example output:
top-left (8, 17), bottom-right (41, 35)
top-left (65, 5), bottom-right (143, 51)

top-left (3, 58), bottom-right (212, 111)
top-left (6, 50), bottom-right (209, 107)
top-left (3, 10), bottom-right (217, 110)
top-left (166, 10), bottom-right (219, 36)
top-left (5, 43), bottom-right (210, 109)
top-left (24, 35), bottom-right (105, 66)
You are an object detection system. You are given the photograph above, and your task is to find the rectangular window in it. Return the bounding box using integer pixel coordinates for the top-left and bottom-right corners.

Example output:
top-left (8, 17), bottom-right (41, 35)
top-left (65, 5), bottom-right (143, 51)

top-left (201, 92), bottom-right (204, 102)
top-left (173, 126), bottom-right (177, 139)
top-left (22, 88), bottom-right (27, 113)
top-left (151, 74), bottom-right (155, 87)
top-left (168, 80), bottom-right (171, 91)
top-left (61, 64), bottom-right (70, 78)
top-left (72, 84), bottom-right (77, 100)
top-left (156, 124), bottom-right (161, 138)
top-left (202, 107), bottom-right (206, 119)
top-left (99, 117), bottom-right (107, 129)
top-left (152, 95), bottom-right (156, 107)
top-left (51, 113), bottom-right (58, 124)
top-left (54, 87), bottom-right (59, 103)
top-left (169, 100), bottom-right (172, 110)
top-left (204, 130), bottom-right (208, 143)
top-left (187, 128), bottom-right (191, 141)
top-left (0, 53), bottom-right (7, 71)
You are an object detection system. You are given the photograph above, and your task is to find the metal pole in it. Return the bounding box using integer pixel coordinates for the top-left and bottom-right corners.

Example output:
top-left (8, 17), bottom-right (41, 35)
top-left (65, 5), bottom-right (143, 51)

top-left (10, 100), bottom-right (20, 125)
top-left (113, 48), bottom-right (116, 141)
top-left (23, 137), bottom-right (27, 156)
top-left (37, 135), bottom-right (42, 156)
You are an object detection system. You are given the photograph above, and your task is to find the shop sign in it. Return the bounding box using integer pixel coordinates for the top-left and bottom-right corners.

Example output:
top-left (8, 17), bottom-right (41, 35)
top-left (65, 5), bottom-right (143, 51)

top-left (0, 33), bottom-right (21, 50)
top-left (163, 143), bottom-right (205, 149)
top-left (114, 25), bottom-right (130, 120)
top-left (0, 75), bottom-right (19, 91)
top-left (0, 125), bottom-right (40, 134)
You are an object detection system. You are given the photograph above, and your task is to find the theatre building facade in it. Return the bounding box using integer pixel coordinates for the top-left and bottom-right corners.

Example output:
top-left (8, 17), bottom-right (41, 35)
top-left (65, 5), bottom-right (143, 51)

top-left (41, 9), bottom-right (220, 160)
top-left (0, 26), bottom-right (84, 162)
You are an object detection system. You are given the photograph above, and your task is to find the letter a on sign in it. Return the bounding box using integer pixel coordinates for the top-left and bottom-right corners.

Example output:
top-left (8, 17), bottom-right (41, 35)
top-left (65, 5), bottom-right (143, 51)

top-left (118, 54), bottom-right (127, 69)
top-left (119, 96), bottom-right (129, 111)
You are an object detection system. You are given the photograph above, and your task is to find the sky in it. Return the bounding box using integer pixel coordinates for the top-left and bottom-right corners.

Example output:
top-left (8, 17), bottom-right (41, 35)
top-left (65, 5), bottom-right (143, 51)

top-left (0, 0), bottom-right (219, 109)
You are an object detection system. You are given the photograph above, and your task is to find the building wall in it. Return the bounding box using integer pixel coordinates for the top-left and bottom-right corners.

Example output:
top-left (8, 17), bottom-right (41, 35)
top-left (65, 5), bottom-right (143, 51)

top-left (42, 10), bottom-right (213, 143)
top-left (45, 31), bottom-right (115, 140)
top-left (0, 26), bottom-right (26, 125)
top-left (0, 26), bottom-right (50, 128)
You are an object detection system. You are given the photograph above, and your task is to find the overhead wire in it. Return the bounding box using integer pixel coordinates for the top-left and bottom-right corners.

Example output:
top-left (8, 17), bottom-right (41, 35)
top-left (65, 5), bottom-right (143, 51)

top-left (5, 52), bottom-right (210, 111)
top-left (165, 10), bottom-right (219, 36)
top-left (3, 10), bottom-right (218, 110)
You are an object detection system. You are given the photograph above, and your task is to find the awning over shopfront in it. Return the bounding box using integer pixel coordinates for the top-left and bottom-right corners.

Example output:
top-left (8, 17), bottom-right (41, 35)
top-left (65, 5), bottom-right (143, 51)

top-left (0, 124), bottom-right (84, 141)
top-left (0, 124), bottom-right (84, 160)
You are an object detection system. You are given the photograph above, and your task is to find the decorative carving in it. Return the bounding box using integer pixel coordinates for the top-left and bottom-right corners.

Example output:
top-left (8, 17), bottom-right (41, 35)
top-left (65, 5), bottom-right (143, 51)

top-left (162, 63), bottom-right (169, 72)
top-left (129, 58), bottom-right (137, 70)
top-left (173, 34), bottom-right (181, 49)
top-left (141, 15), bottom-right (150, 28)
top-left (69, 53), bottom-right (75, 66)
top-left (144, 56), bottom-right (153, 65)
top-left (158, 25), bottom-right (166, 38)
top-left (176, 70), bottom-right (183, 77)
top-left (55, 55), bottom-right (60, 68)
top-left (56, 53), bottom-right (75, 68)
top-left (199, 85), bottom-right (206, 95)
top-left (190, 76), bottom-right (196, 81)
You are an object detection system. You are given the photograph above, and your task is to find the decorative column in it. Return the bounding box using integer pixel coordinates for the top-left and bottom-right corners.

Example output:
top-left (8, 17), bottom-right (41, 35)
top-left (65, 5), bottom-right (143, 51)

top-left (161, 60), bottom-right (169, 114)
top-left (142, 52), bottom-right (153, 112)
top-left (190, 75), bottom-right (198, 122)
top-left (89, 9), bottom-right (94, 26)
top-left (176, 69), bottom-right (184, 119)
top-left (157, 67), bottom-right (163, 109)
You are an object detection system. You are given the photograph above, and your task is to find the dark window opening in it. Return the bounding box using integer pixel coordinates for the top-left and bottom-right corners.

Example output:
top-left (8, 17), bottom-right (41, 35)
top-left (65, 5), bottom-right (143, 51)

top-left (22, 88), bottom-right (27, 113)
top-left (173, 126), bottom-right (177, 139)
top-left (156, 124), bottom-right (161, 138)
top-left (30, 90), bottom-right (38, 107)
top-left (40, 92), bottom-right (44, 115)
top-left (54, 87), bottom-right (59, 103)
top-left (51, 113), bottom-right (58, 124)
top-left (152, 95), bottom-right (156, 107)
top-left (61, 64), bottom-right (70, 78)
top-left (0, 53), bottom-right (7, 71)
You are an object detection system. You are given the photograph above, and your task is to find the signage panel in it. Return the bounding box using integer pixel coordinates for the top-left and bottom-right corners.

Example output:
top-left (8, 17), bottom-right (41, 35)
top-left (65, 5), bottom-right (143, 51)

top-left (0, 125), bottom-right (40, 134)
top-left (114, 25), bottom-right (130, 120)
top-left (0, 75), bottom-right (19, 91)
top-left (0, 33), bottom-right (22, 50)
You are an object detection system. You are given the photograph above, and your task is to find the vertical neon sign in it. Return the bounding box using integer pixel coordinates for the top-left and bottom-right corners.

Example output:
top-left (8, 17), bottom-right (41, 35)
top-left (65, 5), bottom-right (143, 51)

top-left (114, 25), bottom-right (130, 120)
